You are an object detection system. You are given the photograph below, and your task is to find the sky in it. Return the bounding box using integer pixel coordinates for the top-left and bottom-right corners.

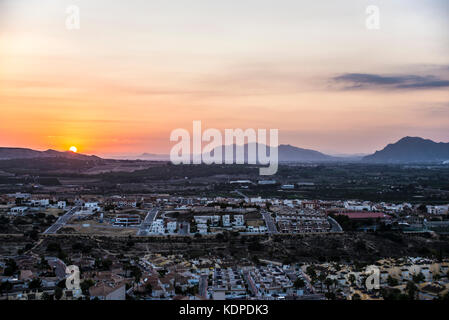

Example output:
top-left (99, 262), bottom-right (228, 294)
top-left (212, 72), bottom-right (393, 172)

top-left (0, 0), bottom-right (448, 157)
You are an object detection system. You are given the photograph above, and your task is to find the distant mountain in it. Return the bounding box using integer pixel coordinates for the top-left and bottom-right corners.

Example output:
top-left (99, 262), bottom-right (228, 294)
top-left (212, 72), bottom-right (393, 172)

top-left (207, 143), bottom-right (337, 162)
top-left (133, 153), bottom-right (170, 161)
top-left (0, 147), bottom-right (101, 161)
top-left (278, 144), bottom-right (337, 162)
top-left (363, 137), bottom-right (449, 163)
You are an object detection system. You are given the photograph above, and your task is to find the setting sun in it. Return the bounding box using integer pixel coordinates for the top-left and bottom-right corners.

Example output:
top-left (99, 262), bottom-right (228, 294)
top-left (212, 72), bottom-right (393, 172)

top-left (69, 146), bottom-right (78, 153)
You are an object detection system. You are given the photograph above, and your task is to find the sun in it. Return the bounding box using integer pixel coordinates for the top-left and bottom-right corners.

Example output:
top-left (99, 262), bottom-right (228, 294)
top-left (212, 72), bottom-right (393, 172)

top-left (69, 146), bottom-right (78, 153)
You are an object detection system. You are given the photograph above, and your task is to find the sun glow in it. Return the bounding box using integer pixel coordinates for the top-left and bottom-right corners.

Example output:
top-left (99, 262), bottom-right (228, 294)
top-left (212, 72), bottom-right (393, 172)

top-left (69, 146), bottom-right (78, 153)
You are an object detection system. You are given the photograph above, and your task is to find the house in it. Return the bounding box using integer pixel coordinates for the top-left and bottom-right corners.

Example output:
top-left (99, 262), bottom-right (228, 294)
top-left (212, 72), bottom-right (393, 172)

top-left (89, 282), bottom-right (126, 300)
top-left (57, 201), bottom-right (67, 209)
top-left (149, 219), bottom-right (165, 234)
top-left (222, 215), bottom-right (231, 227)
top-left (233, 215), bottom-right (244, 227)
top-left (30, 199), bottom-right (49, 207)
top-left (114, 214), bottom-right (141, 227)
top-left (426, 205), bottom-right (449, 215)
top-left (167, 221), bottom-right (177, 233)
top-left (9, 207), bottom-right (28, 215)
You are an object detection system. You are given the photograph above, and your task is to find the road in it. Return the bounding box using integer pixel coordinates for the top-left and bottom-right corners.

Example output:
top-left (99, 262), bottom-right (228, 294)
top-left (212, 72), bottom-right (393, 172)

top-left (137, 208), bottom-right (159, 236)
top-left (328, 216), bottom-right (343, 232)
top-left (44, 206), bottom-right (79, 235)
top-left (261, 210), bottom-right (278, 234)
top-left (301, 270), bottom-right (317, 295)
top-left (243, 270), bottom-right (260, 297)
top-left (234, 189), bottom-right (249, 201)
top-left (199, 275), bottom-right (209, 299)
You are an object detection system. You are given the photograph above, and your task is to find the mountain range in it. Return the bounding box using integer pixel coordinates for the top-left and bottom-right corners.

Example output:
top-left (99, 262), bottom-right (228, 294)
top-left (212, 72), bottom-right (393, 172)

top-left (1, 136), bottom-right (448, 163)
top-left (362, 136), bottom-right (449, 163)
top-left (0, 148), bottom-right (101, 161)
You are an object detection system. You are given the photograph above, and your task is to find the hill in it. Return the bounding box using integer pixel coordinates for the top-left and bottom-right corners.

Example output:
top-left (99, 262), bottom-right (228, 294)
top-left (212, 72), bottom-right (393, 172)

top-left (363, 137), bottom-right (449, 163)
top-left (0, 147), bottom-right (101, 161)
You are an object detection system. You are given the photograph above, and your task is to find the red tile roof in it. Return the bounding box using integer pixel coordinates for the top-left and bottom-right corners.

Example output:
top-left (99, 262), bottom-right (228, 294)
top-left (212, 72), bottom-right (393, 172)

top-left (334, 212), bottom-right (391, 219)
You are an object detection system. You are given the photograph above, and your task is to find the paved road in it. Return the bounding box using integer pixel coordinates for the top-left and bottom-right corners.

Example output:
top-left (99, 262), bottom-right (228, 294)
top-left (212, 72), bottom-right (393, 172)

top-left (137, 208), bottom-right (159, 236)
top-left (44, 206), bottom-right (79, 234)
top-left (234, 189), bottom-right (249, 201)
top-left (243, 270), bottom-right (260, 297)
top-left (261, 211), bottom-right (278, 234)
top-left (301, 270), bottom-right (317, 294)
top-left (327, 216), bottom-right (343, 232)
top-left (199, 275), bottom-right (209, 299)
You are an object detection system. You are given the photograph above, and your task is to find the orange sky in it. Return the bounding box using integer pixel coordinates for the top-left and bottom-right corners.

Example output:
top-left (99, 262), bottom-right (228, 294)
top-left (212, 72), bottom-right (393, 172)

top-left (1, 0), bottom-right (448, 157)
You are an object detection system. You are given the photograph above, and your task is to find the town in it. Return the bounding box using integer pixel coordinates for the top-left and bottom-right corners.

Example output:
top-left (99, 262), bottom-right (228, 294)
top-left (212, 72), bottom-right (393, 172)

top-left (1, 189), bottom-right (449, 300)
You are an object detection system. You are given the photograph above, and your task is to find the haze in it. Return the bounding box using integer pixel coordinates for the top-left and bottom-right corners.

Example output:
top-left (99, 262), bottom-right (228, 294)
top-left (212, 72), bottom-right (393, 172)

top-left (0, 0), bottom-right (448, 157)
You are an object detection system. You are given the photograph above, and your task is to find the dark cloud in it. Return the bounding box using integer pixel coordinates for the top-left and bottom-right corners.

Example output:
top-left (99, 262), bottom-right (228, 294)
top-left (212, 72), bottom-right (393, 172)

top-left (333, 73), bottom-right (449, 90)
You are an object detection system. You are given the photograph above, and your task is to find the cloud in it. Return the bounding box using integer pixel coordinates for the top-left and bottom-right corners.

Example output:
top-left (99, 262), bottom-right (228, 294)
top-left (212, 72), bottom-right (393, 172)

top-left (333, 73), bottom-right (449, 90)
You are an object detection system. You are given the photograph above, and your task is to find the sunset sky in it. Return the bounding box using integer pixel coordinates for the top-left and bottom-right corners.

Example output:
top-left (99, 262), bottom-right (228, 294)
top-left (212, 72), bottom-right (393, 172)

top-left (1, 0), bottom-right (448, 157)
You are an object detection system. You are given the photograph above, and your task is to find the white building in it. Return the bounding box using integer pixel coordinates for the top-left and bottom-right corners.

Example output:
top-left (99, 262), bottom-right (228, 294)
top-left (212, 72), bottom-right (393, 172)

top-left (344, 201), bottom-right (372, 211)
top-left (167, 221), bottom-right (177, 233)
top-left (31, 199), bottom-right (49, 207)
top-left (222, 215), bottom-right (231, 227)
top-left (10, 206), bottom-right (28, 215)
top-left (197, 224), bottom-right (208, 234)
top-left (84, 202), bottom-right (100, 211)
top-left (426, 205), bottom-right (449, 215)
top-left (233, 215), bottom-right (245, 226)
top-left (57, 201), bottom-right (66, 209)
top-left (258, 180), bottom-right (276, 185)
top-left (149, 219), bottom-right (165, 234)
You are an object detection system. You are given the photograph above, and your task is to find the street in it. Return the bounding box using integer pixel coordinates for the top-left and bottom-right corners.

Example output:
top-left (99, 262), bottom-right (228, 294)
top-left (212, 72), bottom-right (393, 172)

top-left (43, 206), bottom-right (79, 235)
top-left (137, 208), bottom-right (159, 236)
top-left (262, 210), bottom-right (278, 234)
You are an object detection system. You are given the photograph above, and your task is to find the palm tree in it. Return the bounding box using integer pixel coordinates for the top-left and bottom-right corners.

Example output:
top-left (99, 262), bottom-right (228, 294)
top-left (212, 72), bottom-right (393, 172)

top-left (348, 274), bottom-right (356, 287)
top-left (324, 278), bottom-right (334, 294)
top-left (406, 281), bottom-right (418, 300)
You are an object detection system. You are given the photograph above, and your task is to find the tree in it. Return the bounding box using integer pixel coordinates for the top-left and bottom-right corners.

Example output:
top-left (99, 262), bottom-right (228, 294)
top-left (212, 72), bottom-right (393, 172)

top-left (41, 292), bottom-right (53, 300)
top-left (387, 275), bottom-right (398, 287)
top-left (0, 281), bottom-right (13, 297)
top-left (131, 266), bottom-right (142, 288)
top-left (80, 279), bottom-right (95, 296)
top-left (46, 242), bottom-right (61, 252)
top-left (412, 272), bottom-right (425, 283)
top-left (324, 278), bottom-right (334, 294)
top-left (145, 283), bottom-right (153, 296)
top-left (55, 287), bottom-right (63, 300)
top-left (157, 269), bottom-right (168, 278)
top-left (348, 274), bottom-right (356, 286)
top-left (306, 266), bottom-right (317, 280)
top-left (325, 292), bottom-right (336, 300)
top-left (406, 281), bottom-right (418, 300)
top-left (39, 256), bottom-right (50, 271)
top-left (318, 273), bottom-right (327, 291)
top-left (28, 278), bottom-right (42, 290)
top-left (3, 259), bottom-right (18, 276)
top-left (294, 278), bottom-right (306, 289)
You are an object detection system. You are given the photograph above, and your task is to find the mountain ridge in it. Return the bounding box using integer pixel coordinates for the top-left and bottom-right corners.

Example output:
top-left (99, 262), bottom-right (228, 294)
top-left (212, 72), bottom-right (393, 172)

top-left (0, 147), bottom-right (101, 161)
top-left (363, 136), bottom-right (449, 163)
top-left (2, 136), bottom-right (449, 163)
